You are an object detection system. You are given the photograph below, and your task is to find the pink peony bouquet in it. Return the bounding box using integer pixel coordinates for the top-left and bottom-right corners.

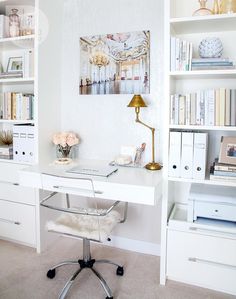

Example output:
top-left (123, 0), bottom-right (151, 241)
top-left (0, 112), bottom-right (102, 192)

top-left (52, 132), bottom-right (79, 159)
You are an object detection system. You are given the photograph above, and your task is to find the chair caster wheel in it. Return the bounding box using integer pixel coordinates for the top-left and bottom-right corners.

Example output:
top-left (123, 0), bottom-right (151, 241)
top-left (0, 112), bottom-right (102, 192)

top-left (106, 297), bottom-right (113, 299)
top-left (116, 266), bottom-right (124, 276)
top-left (47, 269), bottom-right (56, 279)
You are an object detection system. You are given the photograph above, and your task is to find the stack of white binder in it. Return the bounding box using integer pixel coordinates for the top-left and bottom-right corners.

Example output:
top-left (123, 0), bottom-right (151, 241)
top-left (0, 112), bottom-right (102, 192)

top-left (13, 124), bottom-right (35, 163)
top-left (169, 131), bottom-right (208, 179)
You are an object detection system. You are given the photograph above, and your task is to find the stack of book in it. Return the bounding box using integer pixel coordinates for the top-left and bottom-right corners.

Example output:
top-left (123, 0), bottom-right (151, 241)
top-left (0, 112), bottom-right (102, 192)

top-left (0, 92), bottom-right (34, 120)
top-left (170, 88), bottom-right (236, 126)
top-left (210, 159), bottom-right (236, 182)
top-left (0, 144), bottom-right (13, 160)
top-left (191, 58), bottom-right (235, 71)
top-left (170, 37), bottom-right (193, 71)
top-left (0, 72), bottom-right (23, 79)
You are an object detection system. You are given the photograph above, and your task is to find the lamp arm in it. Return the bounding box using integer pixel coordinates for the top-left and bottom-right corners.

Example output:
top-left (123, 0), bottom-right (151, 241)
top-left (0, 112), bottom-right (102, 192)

top-left (135, 108), bottom-right (154, 131)
top-left (135, 112), bottom-right (156, 163)
top-left (136, 118), bottom-right (154, 131)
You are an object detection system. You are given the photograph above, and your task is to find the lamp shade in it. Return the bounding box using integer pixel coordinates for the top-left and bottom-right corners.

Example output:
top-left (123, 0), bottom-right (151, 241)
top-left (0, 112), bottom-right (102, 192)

top-left (127, 95), bottom-right (147, 108)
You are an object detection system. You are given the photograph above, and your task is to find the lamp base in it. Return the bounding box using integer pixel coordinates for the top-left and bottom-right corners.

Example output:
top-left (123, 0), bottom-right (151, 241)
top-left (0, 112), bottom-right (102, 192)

top-left (145, 162), bottom-right (162, 171)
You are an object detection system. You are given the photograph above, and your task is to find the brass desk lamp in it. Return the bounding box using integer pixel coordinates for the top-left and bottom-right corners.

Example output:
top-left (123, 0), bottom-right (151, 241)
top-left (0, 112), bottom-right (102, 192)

top-left (127, 94), bottom-right (161, 171)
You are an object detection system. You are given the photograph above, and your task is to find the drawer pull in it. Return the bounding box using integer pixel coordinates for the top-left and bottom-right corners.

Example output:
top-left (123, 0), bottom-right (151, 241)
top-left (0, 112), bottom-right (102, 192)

top-left (189, 226), bottom-right (236, 238)
top-left (188, 257), bottom-right (236, 270)
top-left (0, 180), bottom-right (19, 186)
top-left (0, 217), bottom-right (21, 225)
top-left (52, 185), bottom-right (103, 195)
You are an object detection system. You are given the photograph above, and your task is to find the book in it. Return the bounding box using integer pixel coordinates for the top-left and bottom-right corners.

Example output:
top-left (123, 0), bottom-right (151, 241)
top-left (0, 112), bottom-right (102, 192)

top-left (191, 65), bottom-right (235, 70)
top-left (190, 93), bottom-right (196, 125)
top-left (0, 72), bottom-right (23, 79)
top-left (219, 88), bottom-right (226, 126)
top-left (204, 90), bottom-right (209, 126)
top-left (178, 95), bottom-right (185, 125)
top-left (170, 37), bottom-right (193, 71)
top-left (192, 58), bottom-right (230, 63)
top-left (214, 164), bottom-right (236, 172)
top-left (170, 94), bottom-right (175, 125)
top-left (174, 94), bottom-right (179, 125)
top-left (185, 93), bottom-right (191, 125)
top-left (196, 91), bottom-right (201, 125)
top-left (175, 38), bottom-right (180, 71)
top-left (170, 88), bottom-right (236, 128)
top-left (225, 89), bottom-right (231, 126)
top-left (210, 174), bottom-right (236, 182)
top-left (230, 89), bottom-right (236, 126)
top-left (215, 89), bottom-right (220, 126)
top-left (0, 15), bottom-right (9, 39)
top-left (208, 89), bottom-right (215, 126)
top-left (214, 170), bottom-right (236, 177)
top-left (0, 145), bottom-right (13, 156)
top-left (200, 90), bottom-right (205, 125)
top-left (170, 37), bottom-right (176, 71)
top-left (191, 62), bottom-right (233, 66)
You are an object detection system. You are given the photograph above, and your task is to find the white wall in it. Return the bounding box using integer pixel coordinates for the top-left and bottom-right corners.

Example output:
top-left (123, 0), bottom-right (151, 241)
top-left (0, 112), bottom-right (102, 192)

top-left (61, 0), bottom-right (164, 247)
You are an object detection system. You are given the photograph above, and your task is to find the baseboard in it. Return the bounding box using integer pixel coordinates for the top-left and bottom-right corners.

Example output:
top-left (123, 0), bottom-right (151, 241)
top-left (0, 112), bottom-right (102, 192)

top-left (167, 276), bottom-right (236, 296)
top-left (104, 235), bottom-right (160, 256)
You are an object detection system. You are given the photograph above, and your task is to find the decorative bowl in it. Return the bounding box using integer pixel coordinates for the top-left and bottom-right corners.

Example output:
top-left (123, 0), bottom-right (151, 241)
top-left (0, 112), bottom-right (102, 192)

top-left (198, 37), bottom-right (223, 58)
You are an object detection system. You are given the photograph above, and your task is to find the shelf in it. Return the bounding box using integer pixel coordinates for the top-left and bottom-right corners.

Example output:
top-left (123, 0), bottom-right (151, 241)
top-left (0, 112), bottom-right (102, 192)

top-left (168, 176), bottom-right (236, 187)
top-left (170, 13), bottom-right (236, 34)
top-left (0, 77), bottom-right (34, 84)
top-left (170, 69), bottom-right (236, 79)
top-left (0, 35), bottom-right (34, 51)
top-left (0, 158), bottom-right (33, 165)
top-left (0, 119), bottom-right (35, 124)
top-left (0, 0), bottom-right (35, 13)
top-left (168, 203), bottom-right (236, 236)
top-left (169, 125), bottom-right (236, 131)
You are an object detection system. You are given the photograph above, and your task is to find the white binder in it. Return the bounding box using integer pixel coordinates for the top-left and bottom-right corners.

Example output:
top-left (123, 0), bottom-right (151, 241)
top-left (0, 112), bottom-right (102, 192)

top-left (193, 133), bottom-right (208, 180)
top-left (13, 124), bottom-right (35, 163)
top-left (181, 132), bottom-right (194, 179)
top-left (168, 131), bottom-right (181, 177)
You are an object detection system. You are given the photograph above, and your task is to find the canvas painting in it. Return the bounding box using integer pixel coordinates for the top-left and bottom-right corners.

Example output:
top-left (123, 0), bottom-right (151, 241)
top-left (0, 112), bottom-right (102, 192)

top-left (79, 30), bottom-right (150, 95)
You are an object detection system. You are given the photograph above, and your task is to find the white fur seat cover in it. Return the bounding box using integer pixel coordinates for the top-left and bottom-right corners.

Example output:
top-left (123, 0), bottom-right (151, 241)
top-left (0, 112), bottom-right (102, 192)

top-left (46, 208), bottom-right (121, 242)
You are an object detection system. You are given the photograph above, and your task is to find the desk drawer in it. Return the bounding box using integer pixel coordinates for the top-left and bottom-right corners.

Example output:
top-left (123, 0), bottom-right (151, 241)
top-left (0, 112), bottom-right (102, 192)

top-left (0, 199), bottom-right (36, 246)
top-left (167, 229), bottom-right (236, 295)
top-left (0, 162), bottom-right (26, 183)
top-left (41, 174), bottom-right (157, 205)
top-left (0, 182), bottom-right (35, 205)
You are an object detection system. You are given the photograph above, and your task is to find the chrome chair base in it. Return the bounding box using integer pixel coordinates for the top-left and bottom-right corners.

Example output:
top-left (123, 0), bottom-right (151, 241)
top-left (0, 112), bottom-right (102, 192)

top-left (46, 239), bottom-right (124, 299)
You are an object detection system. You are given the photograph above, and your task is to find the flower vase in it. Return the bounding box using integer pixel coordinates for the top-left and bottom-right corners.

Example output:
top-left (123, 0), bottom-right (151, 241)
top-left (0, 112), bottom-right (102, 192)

top-left (55, 144), bottom-right (72, 165)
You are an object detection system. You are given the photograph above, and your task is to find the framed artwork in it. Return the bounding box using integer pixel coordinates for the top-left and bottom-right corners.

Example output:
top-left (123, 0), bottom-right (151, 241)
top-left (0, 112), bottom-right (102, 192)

top-left (219, 136), bottom-right (236, 165)
top-left (7, 56), bottom-right (23, 73)
top-left (79, 30), bottom-right (150, 95)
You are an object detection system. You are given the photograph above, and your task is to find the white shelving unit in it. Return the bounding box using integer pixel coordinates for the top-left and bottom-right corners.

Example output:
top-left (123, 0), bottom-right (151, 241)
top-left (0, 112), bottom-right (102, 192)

top-left (0, 0), bottom-right (38, 251)
top-left (161, 0), bottom-right (236, 296)
top-left (0, 0), bottom-right (64, 253)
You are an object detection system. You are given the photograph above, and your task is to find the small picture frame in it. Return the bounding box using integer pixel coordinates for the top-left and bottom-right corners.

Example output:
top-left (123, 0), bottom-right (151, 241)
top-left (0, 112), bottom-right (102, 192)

top-left (7, 56), bottom-right (23, 73)
top-left (219, 136), bottom-right (236, 165)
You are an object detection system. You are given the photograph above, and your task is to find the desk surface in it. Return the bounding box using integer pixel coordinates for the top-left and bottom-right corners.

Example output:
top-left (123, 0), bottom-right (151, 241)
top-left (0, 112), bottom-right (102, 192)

top-left (19, 159), bottom-right (163, 205)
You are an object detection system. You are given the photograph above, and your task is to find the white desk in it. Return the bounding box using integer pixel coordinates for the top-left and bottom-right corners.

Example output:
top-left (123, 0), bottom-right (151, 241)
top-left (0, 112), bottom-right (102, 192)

top-left (19, 159), bottom-right (163, 205)
top-left (17, 159), bottom-right (162, 252)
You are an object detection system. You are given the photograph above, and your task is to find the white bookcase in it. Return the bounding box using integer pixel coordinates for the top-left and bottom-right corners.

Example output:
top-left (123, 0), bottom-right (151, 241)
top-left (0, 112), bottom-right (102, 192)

top-left (0, 0), bottom-right (63, 252)
top-left (161, 0), bottom-right (236, 295)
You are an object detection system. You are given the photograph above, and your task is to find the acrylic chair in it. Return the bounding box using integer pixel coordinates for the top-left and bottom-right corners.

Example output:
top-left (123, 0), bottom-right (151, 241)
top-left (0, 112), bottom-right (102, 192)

top-left (40, 176), bottom-right (128, 299)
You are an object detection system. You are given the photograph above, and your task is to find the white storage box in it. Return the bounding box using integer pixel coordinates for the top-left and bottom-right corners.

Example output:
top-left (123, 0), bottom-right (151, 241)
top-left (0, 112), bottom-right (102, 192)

top-left (188, 184), bottom-right (236, 223)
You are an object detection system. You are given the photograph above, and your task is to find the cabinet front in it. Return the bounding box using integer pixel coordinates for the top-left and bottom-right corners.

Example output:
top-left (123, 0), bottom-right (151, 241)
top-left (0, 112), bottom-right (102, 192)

top-left (167, 229), bottom-right (236, 295)
top-left (0, 199), bottom-right (36, 246)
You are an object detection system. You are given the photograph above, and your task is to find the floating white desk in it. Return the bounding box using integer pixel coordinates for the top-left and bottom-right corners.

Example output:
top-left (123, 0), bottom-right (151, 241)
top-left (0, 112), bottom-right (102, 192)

top-left (17, 160), bottom-right (163, 252)
top-left (19, 159), bottom-right (163, 205)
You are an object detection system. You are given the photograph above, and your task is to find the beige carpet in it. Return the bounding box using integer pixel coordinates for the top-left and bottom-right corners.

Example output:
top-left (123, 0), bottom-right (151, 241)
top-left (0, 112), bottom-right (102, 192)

top-left (0, 238), bottom-right (235, 299)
